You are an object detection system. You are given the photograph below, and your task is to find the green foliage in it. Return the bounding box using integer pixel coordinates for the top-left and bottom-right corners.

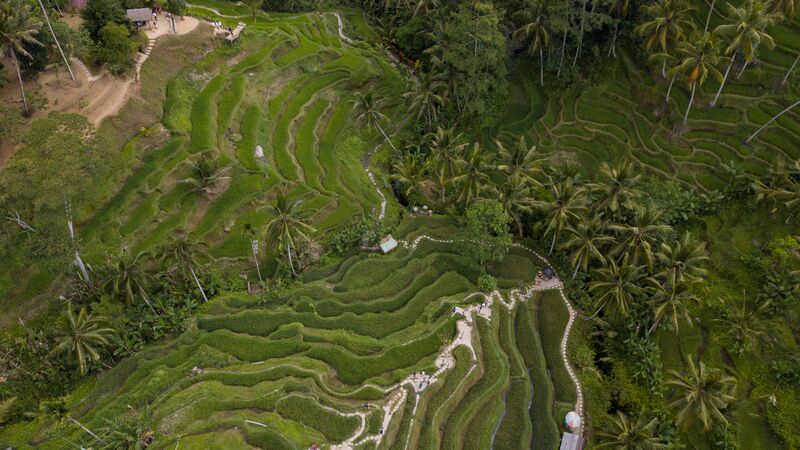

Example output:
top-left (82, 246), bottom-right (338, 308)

top-left (463, 200), bottom-right (512, 265)
top-left (92, 22), bottom-right (137, 75)
top-left (81, 0), bottom-right (127, 42)
top-left (165, 0), bottom-right (186, 15)
top-left (476, 272), bottom-right (497, 292)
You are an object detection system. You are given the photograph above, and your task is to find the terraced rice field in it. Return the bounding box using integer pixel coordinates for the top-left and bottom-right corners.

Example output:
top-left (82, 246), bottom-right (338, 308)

top-left (491, 8), bottom-right (800, 190)
top-left (79, 10), bottom-right (404, 266)
top-left (21, 217), bottom-right (576, 449)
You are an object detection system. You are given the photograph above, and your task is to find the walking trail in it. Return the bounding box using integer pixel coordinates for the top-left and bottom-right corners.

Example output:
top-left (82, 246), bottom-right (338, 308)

top-left (241, 11), bottom-right (586, 449)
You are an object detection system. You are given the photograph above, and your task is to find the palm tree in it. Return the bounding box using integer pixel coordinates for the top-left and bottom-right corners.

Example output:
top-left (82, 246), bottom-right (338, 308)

top-left (647, 271), bottom-right (699, 335)
top-left (352, 90), bottom-right (396, 151)
top-left (595, 411), bottom-right (666, 449)
top-left (32, 397), bottom-right (101, 441)
top-left (609, 208), bottom-right (672, 271)
top-left (564, 217), bottom-right (615, 280)
top-left (635, 0), bottom-right (696, 78)
top-left (588, 256), bottom-right (646, 318)
top-left (712, 0), bottom-right (777, 105)
top-left (244, 0), bottom-right (260, 19)
top-left (588, 160), bottom-right (641, 220)
top-left (657, 232), bottom-right (709, 282)
top-left (488, 177), bottom-right (536, 237)
top-left (747, 100), bottom-right (800, 146)
top-left (564, 217), bottom-right (614, 280)
top-left (752, 159), bottom-right (800, 222)
top-left (669, 32), bottom-right (723, 124)
top-left (183, 152), bottom-right (229, 195)
top-left (770, 0), bottom-right (796, 19)
top-left (666, 357), bottom-right (737, 431)
top-left (160, 237), bottom-right (209, 302)
top-left (264, 184), bottom-right (315, 276)
top-left (533, 181), bottom-right (587, 254)
top-left (0, 0), bottom-right (42, 115)
top-left (36, 0), bottom-right (75, 81)
top-left (495, 135), bottom-right (546, 185)
top-left (513, 0), bottom-right (553, 86)
top-left (103, 250), bottom-right (155, 312)
top-left (392, 154), bottom-right (429, 200)
top-left (403, 72), bottom-right (444, 129)
top-left (452, 143), bottom-right (491, 206)
top-left (608, 0), bottom-right (632, 57)
top-left (427, 127), bottom-right (466, 204)
top-left (713, 292), bottom-right (775, 353)
top-left (54, 304), bottom-right (114, 375)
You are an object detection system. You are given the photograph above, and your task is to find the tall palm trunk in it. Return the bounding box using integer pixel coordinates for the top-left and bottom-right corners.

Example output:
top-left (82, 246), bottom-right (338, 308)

top-left (539, 46), bottom-right (544, 87)
top-left (781, 54), bottom-right (800, 86)
top-left (376, 123), bottom-right (397, 151)
top-left (572, 0), bottom-right (588, 68)
top-left (10, 50), bottom-right (30, 115)
top-left (746, 99), bottom-right (800, 143)
top-left (557, 26), bottom-right (568, 77)
top-left (703, 0), bottom-right (716, 34)
top-left (67, 416), bottom-right (99, 440)
top-left (287, 243), bottom-right (297, 276)
top-left (549, 231), bottom-right (557, 255)
top-left (712, 51), bottom-right (736, 106)
top-left (683, 81), bottom-right (697, 124)
top-left (189, 266), bottom-right (208, 302)
top-left (65, 202), bottom-right (90, 284)
top-left (37, 0), bottom-right (75, 81)
top-left (608, 22), bottom-right (619, 58)
top-left (665, 74), bottom-right (676, 103)
top-left (572, 260), bottom-right (581, 280)
top-left (736, 59), bottom-right (750, 79)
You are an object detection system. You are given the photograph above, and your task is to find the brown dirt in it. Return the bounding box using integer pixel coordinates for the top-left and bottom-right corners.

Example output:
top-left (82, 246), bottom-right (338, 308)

top-left (0, 14), bottom-right (200, 166)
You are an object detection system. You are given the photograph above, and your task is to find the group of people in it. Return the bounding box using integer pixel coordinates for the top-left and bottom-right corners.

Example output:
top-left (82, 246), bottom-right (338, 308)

top-left (211, 21), bottom-right (233, 35)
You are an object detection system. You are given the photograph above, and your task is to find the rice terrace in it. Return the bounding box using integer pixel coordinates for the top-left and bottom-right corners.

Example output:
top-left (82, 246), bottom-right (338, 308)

top-left (0, 0), bottom-right (799, 449)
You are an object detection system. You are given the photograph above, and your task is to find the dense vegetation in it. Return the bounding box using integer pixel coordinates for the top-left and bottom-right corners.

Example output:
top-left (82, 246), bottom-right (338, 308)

top-left (0, 0), bottom-right (799, 448)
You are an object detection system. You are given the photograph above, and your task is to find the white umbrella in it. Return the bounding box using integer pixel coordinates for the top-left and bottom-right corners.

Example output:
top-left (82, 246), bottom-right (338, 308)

top-left (565, 411), bottom-right (581, 429)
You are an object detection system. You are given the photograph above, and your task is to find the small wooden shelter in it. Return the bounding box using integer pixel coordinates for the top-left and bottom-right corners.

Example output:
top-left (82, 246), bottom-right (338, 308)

top-left (127, 8), bottom-right (153, 29)
top-left (225, 22), bottom-right (246, 42)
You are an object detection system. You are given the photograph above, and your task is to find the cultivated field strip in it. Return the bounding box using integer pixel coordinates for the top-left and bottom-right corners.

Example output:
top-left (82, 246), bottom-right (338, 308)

top-left (79, 13), bottom-right (399, 263)
top-left (494, 19), bottom-right (800, 191)
top-left (57, 221), bottom-right (578, 449)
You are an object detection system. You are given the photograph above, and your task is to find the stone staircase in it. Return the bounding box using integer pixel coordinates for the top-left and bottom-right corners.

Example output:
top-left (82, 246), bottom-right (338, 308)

top-left (134, 36), bottom-right (158, 81)
top-left (70, 57), bottom-right (102, 82)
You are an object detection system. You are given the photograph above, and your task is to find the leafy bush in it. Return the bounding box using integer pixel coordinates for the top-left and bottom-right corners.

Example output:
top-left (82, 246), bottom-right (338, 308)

top-left (92, 23), bottom-right (137, 76)
top-left (477, 273), bottom-right (497, 293)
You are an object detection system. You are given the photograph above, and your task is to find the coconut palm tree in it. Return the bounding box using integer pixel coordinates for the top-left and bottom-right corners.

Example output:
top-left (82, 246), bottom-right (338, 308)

top-left (666, 357), bottom-right (737, 431)
top-left (36, 0), bottom-right (74, 81)
top-left (54, 304), bottom-right (114, 375)
top-left (635, 0), bottom-right (696, 78)
top-left (264, 184), bottom-right (315, 276)
top-left (588, 160), bottom-right (642, 220)
top-left (32, 397), bottom-right (101, 441)
top-left (183, 152), bottom-right (230, 195)
top-left (487, 177), bottom-right (536, 237)
top-left (513, 0), bottom-right (553, 86)
top-left (429, 126), bottom-right (466, 178)
top-left (647, 270), bottom-right (699, 335)
top-left (160, 237), bottom-right (209, 302)
top-left (712, 0), bottom-right (777, 105)
top-left (392, 154), bottom-right (429, 200)
top-left (495, 135), bottom-right (546, 185)
top-left (588, 256), bottom-right (646, 318)
top-left (564, 216), bottom-right (615, 279)
top-left (770, 0), bottom-right (796, 19)
top-left (609, 208), bottom-right (672, 271)
top-left (244, 0), bottom-right (260, 19)
top-left (657, 232), bottom-right (709, 282)
top-left (453, 143), bottom-right (491, 206)
top-left (752, 159), bottom-right (800, 222)
top-left (608, 0), bottom-right (632, 57)
top-left (104, 250), bottom-right (155, 313)
top-left (669, 31), bottom-right (723, 124)
top-left (747, 100), bottom-right (800, 146)
top-left (0, 0), bottom-right (42, 115)
top-left (713, 292), bottom-right (775, 353)
top-left (403, 72), bottom-right (444, 129)
top-left (533, 181), bottom-right (587, 254)
top-left (352, 90), bottom-right (396, 151)
top-left (595, 411), bottom-right (666, 449)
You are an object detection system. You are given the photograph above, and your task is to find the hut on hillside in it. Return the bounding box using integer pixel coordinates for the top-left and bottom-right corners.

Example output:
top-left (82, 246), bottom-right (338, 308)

top-left (127, 8), bottom-right (153, 29)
